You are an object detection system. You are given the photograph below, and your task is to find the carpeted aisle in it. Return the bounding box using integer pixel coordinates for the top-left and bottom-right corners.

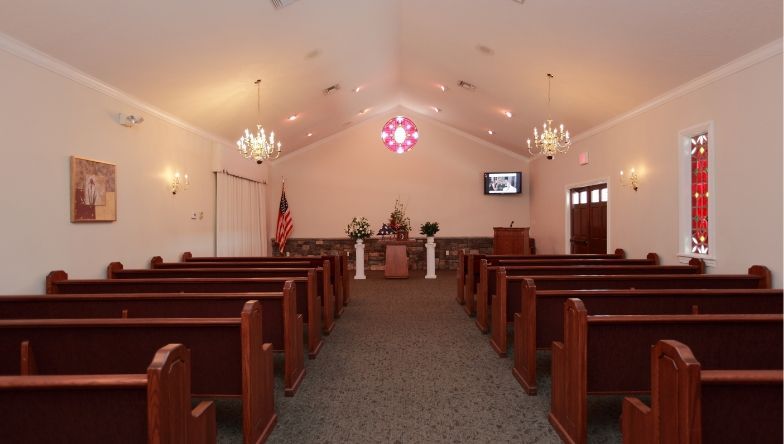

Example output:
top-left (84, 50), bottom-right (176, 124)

top-left (213, 270), bottom-right (619, 442)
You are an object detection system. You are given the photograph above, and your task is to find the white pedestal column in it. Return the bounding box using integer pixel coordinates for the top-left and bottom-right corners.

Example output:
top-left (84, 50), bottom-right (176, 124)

top-left (425, 237), bottom-right (437, 279)
top-left (354, 239), bottom-right (366, 280)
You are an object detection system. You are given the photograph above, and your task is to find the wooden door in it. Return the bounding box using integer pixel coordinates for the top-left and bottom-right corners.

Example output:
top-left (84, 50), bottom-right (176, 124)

top-left (569, 184), bottom-right (607, 254)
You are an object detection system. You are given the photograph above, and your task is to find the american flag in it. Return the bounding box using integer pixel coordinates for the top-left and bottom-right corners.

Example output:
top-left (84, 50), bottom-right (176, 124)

top-left (275, 183), bottom-right (293, 254)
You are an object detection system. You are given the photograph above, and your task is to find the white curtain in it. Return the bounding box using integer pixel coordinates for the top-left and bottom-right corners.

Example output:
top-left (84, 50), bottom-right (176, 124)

top-left (215, 172), bottom-right (267, 256)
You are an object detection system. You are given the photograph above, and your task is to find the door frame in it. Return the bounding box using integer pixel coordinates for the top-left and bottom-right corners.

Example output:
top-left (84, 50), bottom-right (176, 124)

top-left (563, 177), bottom-right (612, 254)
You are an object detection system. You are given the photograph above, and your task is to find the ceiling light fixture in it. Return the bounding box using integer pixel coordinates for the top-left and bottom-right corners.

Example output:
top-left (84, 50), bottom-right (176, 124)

top-left (307, 132), bottom-right (313, 137)
top-left (439, 85), bottom-right (448, 92)
top-left (504, 111), bottom-right (513, 118)
top-left (527, 73), bottom-right (571, 160)
top-left (432, 107), bottom-right (442, 113)
top-left (487, 130), bottom-right (495, 135)
top-left (358, 108), bottom-right (370, 115)
top-left (288, 114), bottom-right (298, 121)
top-left (353, 87), bottom-right (361, 93)
top-left (236, 79), bottom-right (282, 164)
top-left (322, 84), bottom-right (341, 95)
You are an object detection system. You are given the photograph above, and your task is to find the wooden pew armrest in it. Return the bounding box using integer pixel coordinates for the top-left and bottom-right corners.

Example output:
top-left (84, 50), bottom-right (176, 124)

top-left (621, 397), bottom-right (653, 444)
top-left (189, 401), bottom-right (217, 444)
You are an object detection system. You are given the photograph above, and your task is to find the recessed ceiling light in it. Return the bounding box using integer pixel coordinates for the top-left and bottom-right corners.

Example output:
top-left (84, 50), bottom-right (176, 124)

top-left (432, 106), bottom-right (442, 113)
top-left (439, 85), bottom-right (448, 92)
top-left (353, 86), bottom-right (361, 93)
top-left (504, 111), bottom-right (513, 118)
top-left (358, 108), bottom-right (370, 115)
top-left (487, 130), bottom-right (495, 135)
top-left (288, 114), bottom-right (298, 121)
top-left (512, 0), bottom-right (525, 4)
top-left (307, 132), bottom-right (313, 137)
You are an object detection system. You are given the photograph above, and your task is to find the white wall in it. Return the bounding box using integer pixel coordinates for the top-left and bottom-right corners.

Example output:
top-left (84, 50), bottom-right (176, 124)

top-left (267, 108), bottom-right (531, 239)
top-left (0, 47), bottom-right (243, 293)
top-left (530, 51), bottom-right (783, 286)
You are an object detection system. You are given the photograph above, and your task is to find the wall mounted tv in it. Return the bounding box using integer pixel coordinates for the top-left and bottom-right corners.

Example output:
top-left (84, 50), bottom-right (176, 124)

top-left (484, 172), bottom-right (522, 195)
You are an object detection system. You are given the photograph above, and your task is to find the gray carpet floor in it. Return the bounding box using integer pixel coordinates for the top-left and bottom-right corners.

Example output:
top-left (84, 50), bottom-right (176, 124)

top-left (211, 270), bottom-right (622, 443)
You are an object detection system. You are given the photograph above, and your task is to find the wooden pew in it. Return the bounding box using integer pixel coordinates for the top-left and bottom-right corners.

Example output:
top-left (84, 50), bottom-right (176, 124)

top-left (0, 344), bottom-right (216, 444)
top-left (0, 301), bottom-right (277, 444)
top-left (621, 340), bottom-right (783, 444)
top-left (475, 258), bottom-right (702, 330)
top-left (180, 251), bottom-right (350, 311)
top-left (492, 266), bottom-right (770, 359)
top-left (548, 298), bottom-right (783, 444)
top-left (510, 286), bottom-right (783, 394)
top-left (157, 255), bottom-right (347, 315)
top-left (0, 289), bottom-right (305, 396)
top-left (112, 261), bottom-right (336, 334)
top-left (458, 249), bottom-right (627, 307)
top-left (46, 270), bottom-right (323, 359)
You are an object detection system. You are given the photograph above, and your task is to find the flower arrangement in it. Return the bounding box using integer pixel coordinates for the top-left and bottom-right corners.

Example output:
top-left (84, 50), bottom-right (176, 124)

top-left (345, 217), bottom-right (373, 241)
top-left (389, 198), bottom-right (411, 237)
top-left (419, 221), bottom-right (440, 237)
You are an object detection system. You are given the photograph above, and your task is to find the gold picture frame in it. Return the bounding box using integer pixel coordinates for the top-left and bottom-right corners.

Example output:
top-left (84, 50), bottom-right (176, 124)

top-left (70, 156), bottom-right (117, 222)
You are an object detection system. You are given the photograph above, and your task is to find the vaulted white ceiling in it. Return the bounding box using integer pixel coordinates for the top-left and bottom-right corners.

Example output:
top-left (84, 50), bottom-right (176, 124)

top-left (0, 0), bottom-right (780, 156)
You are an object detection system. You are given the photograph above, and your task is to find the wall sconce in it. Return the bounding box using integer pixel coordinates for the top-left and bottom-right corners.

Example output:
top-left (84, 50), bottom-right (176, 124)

top-left (170, 172), bottom-right (189, 195)
top-left (619, 168), bottom-right (639, 191)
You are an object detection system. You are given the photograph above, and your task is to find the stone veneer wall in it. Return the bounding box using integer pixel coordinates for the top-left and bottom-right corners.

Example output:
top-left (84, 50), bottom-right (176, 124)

top-left (272, 237), bottom-right (494, 271)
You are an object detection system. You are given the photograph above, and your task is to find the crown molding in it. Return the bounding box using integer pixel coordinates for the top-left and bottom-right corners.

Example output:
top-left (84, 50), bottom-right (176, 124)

top-left (0, 31), bottom-right (235, 148)
top-left (572, 38), bottom-right (783, 144)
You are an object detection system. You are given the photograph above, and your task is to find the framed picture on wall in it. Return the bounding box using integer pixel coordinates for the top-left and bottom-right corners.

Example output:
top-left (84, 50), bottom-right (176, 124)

top-left (70, 156), bottom-right (117, 222)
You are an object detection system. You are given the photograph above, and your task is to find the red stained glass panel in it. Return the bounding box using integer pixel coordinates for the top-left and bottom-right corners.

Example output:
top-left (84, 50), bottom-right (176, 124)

top-left (691, 133), bottom-right (709, 254)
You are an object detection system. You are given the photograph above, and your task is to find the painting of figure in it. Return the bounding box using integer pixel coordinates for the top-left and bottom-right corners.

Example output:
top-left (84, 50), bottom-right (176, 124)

top-left (71, 156), bottom-right (116, 222)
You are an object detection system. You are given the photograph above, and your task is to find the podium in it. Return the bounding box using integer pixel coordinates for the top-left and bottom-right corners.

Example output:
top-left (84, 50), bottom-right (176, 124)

top-left (384, 242), bottom-right (409, 278)
top-left (493, 227), bottom-right (530, 255)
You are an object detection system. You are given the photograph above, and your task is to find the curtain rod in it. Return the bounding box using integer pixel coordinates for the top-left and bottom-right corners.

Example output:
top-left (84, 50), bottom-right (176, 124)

top-left (213, 169), bottom-right (267, 184)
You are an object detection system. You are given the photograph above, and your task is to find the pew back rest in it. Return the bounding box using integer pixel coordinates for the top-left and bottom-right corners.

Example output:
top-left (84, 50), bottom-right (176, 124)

top-left (532, 289), bottom-right (784, 348)
top-left (0, 318), bottom-right (244, 396)
top-left (566, 301), bottom-right (784, 393)
top-left (0, 293), bottom-right (288, 350)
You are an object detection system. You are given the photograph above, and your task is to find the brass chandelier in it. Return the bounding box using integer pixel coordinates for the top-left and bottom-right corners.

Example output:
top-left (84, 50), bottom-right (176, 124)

top-left (237, 79), bottom-right (282, 164)
top-left (527, 73), bottom-right (571, 160)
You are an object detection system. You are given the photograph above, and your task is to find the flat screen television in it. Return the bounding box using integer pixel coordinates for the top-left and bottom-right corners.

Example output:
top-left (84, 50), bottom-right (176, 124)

top-left (484, 172), bottom-right (522, 195)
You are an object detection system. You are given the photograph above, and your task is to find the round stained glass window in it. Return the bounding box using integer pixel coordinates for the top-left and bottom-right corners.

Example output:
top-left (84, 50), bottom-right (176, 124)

top-left (380, 116), bottom-right (419, 154)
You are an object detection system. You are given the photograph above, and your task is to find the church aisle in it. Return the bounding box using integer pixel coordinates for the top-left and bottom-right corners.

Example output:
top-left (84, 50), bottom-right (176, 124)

top-left (254, 270), bottom-right (560, 443)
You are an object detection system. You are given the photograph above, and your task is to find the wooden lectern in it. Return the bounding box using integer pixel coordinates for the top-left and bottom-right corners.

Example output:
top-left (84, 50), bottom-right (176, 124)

top-left (493, 227), bottom-right (531, 255)
top-left (384, 242), bottom-right (409, 278)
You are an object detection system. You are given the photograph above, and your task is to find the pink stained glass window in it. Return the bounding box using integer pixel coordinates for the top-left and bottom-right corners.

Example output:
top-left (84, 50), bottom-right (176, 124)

top-left (691, 133), bottom-right (709, 255)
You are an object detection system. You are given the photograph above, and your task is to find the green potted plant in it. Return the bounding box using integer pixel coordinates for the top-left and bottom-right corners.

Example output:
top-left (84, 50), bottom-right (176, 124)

top-left (420, 221), bottom-right (440, 243)
top-left (345, 217), bottom-right (373, 244)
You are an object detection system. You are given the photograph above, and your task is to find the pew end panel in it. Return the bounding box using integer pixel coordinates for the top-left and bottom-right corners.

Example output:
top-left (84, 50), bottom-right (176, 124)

top-left (340, 251), bottom-right (350, 306)
top-left (456, 249), bottom-right (465, 304)
top-left (621, 397), bottom-right (654, 444)
top-left (489, 268), bottom-right (507, 357)
top-left (190, 401), bottom-right (217, 444)
top-left (280, 281), bottom-right (305, 396)
top-left (748, 265), bottom-right (772, 288)
top-left (512, 278), bottom-right (538, 395)
top-left (239, 300), bottom-right (278, 442)
top-left (107, 262), bottom-right (124, 279)
top-left (614, 248), bottom-right (626, 258)
top-left (183, 252), bottom-right (193, 261)
top-left (548, 298), bottom-right (588, 444)
top-left (150, 256), bottom-right (164, 268)
top-left (475, 260), bottom-right (492, 332)
top-left (45, 270), bottom-right (68, 294)
top-left (305, 270), bottom-right (324, 358)
top-left (646, 253), bottom-right (660, 265)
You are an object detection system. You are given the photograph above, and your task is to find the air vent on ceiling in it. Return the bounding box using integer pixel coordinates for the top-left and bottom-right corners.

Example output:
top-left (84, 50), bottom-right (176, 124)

top-left (457, 80), bottom-right (477, 91)
top-left (271, 0), bottom-right (300, 9)
top-left (322, 83), bottom-right (341, 95)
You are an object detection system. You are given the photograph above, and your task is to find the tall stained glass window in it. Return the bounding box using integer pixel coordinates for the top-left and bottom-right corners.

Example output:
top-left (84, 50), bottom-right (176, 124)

top-left (691, 133), bottom-right (709, 254)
